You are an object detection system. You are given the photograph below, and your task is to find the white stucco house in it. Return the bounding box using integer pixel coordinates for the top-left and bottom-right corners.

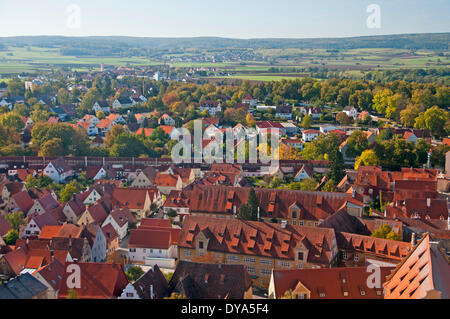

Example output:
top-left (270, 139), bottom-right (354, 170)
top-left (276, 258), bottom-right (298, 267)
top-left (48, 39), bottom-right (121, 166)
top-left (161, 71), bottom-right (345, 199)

top-left (128, 228), bottom-right (178, 268)
top-left (43, 159), bottom-right (74, 183)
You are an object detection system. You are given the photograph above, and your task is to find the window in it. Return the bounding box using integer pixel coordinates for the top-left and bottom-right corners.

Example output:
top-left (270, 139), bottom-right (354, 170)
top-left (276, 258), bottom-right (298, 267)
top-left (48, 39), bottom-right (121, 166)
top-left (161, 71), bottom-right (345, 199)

top-left (298, 252), bottom-right (304, 260)
top-left (243, 257), bottom-right (255, 263)
top-left (292, 212), bottom-right (297, 219)
top-left (260, 259), bottom-right (272, 265)
top-left (246, 266), bottom-right (256, 274)
top-left (299, 221), bottom-right (304, 226)
top-left (297, 294), bottom-right (306, 299)
top-left (129, 248), bottom-right (136, 252)
top-left (260, 268), bottom-right (272, 275)
top-left (198, 241), bottom-right (204, 249)
top-left (227, 255), bottom-right (239, 262)
top-left (184, 250), bottom-right (192, 256)
top-left (319, 293), bottom-right (326, 298)
top-left (354, 254), bottom-right (359, 262)
top-left (279, 261), bottom-right (290, 267)
top-left (342, 252), bottom-right (347, 260)
top-left (126, 293), bottom-right (134, 297)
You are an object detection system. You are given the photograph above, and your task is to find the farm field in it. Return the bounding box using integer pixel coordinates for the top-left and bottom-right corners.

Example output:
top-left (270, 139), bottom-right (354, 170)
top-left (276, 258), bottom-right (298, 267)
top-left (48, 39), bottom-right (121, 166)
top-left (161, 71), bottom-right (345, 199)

top-left (0, 46), bottom-right (161, 74)
top-left (0, 44), bottom-right (448, 83)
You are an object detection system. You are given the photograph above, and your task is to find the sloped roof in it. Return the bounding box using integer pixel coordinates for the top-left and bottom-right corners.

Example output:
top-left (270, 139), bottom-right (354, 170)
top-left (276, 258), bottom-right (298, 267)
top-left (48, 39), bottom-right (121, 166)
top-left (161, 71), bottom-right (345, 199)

top-left (58, 262), bottom-right (129, 299)
top-left (112, 187), bottom-right (159, 210)
top-left (167, 185), bottom-right (350, 221)
top-left (32, 258), bottom-right (65, 290)
top-left (272, 266), bottom-right (393, 299)
top-left (336, 232), bottom-right (411, 261)
top-left (178, 216), bottom-right (336, 264)
top-left (129, 229), bottom-right (172, 249)
top-left (384, 234), bottom-right (450, 299)
top-left (132, 264), bottom-right (168, 299)
top-left (0, 273), bottom-right (48, 299)
top-left (0, 215), bottom-right (12, 237)
top-left (169, 261), bottom-right (252, 299)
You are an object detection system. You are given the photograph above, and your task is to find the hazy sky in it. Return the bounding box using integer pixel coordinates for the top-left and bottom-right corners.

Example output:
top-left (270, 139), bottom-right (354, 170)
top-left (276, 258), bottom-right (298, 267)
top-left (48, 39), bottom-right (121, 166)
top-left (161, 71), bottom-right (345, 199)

top-left (0, 0), bottom-right (449, 38)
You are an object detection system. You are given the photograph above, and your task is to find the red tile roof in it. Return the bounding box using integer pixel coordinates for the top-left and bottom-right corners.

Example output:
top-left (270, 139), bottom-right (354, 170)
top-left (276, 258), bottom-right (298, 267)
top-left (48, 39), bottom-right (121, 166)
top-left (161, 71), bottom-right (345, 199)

top-left (336, 232), bottom-right (411, 261)
top-left (165, 185), bottom-right (351, 221)
top-left (384, 234), bottom-right (450, 299)
top-left (0, 215), bottom-right (12, 237)
top-left (178, 216), bottom-right (337, 264)
top-left (112, 187), bottom-right (159, 210)
top-left (58, 262), bottom-right (129, 299)
top-left (155, 173), bottom-right (180, 187)
top-left (129, 229), bottom-right (172, 249)
top-left (11, 190), bottom-right (35, 212)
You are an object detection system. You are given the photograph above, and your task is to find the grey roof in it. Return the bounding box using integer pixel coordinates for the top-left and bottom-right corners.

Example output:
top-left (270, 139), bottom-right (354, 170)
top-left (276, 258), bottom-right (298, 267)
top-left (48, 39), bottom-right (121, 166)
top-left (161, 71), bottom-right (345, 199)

top-left (0, 273), bottom-right (48, 299)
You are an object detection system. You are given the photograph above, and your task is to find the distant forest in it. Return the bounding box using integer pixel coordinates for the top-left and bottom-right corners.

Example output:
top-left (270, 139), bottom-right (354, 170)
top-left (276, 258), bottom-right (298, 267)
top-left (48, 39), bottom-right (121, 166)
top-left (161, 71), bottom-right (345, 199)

top-left (0, 33), bottom-right (448, 57)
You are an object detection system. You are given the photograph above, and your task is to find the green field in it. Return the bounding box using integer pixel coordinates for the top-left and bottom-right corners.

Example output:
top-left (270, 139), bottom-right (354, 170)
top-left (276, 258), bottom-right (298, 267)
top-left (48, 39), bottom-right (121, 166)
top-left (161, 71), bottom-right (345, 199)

top-left (0, 45), bottom-right (448, 83)
top-left (0, 46), bottom-right (162, 74)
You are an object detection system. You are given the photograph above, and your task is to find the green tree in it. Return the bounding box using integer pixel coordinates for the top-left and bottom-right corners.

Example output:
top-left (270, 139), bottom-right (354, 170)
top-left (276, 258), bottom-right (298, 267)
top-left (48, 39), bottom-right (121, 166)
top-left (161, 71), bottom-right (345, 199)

top-left (0, 113), bottom-right (24, 131)
top-left (301, 114), bottom-right (313, 129)
top-left (372, 224), bottom-right (401, 241)
top-left (59, 180), bottom-right (83, 202)
top-left (4, 229), bottom-right (19, 245)
top-left (301, 133), bottom-right (341, 161)
top-left (414, 106), bottom-right (449, 138)
top-left (431, 144), bottom-right (450, 168)
top-left (5, 211), bottom-right (26, 231)
top-left (400, 104), bottom-right (422, 128)
top-left (78, 87), bottom-right (100, 116)
top-left (321, 179), bottom-right (336, 192)
top-left (13, 103), bottom-right (30, 117)
top-left (110, 133), bottom-right (147, 157)
top-left (328, 147), bottom-right (345, 186)
top-left (237, 203), bottom-right (252, 221)
top-left (336, 112), bottom-right (352, 125)
top-left (66, 289), bottom-right (79, 299)
top-left (299, 177), bottom-right (317, 191)
top-left (247, 188), bottom-right (259, 221)
top-left (39, 138), bottom-right (64, 156)
top-left (345, 130), bottom-right (369, 158)
top-left (355, 149), bottom-right (379, 170)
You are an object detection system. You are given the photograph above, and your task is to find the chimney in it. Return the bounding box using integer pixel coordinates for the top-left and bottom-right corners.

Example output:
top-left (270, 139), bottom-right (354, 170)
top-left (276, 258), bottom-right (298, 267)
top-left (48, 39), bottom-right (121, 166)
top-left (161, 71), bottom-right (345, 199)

top-left (427, 198), bottom-right (431, 208)
top-left (150, 284), bottom-right (154, 300)
top-left (218, 263), bottom-right (222, 269)
top-left (411, 232), bottom-right (416, 246)
top-left (281, 220), bottom-right (287, 229)
top-left (50, 250), bottom-right (54, 262)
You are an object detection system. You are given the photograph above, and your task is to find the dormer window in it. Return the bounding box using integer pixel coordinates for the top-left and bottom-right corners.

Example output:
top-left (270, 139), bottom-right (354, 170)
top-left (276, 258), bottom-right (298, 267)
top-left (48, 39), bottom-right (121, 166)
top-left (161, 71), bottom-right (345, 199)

top-left (198, 241), bottom-right (204, 249)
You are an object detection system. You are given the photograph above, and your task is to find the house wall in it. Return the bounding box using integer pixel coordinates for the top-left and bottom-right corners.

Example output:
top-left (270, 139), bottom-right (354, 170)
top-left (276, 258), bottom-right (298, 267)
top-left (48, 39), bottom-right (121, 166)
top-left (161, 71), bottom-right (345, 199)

top-left (21, 220), bottom-right (41, 238)
top-left (91, 229), bottom-right (107, 262)
top-left (178, 247), bottom-right (327, 289)
top-left (119, 283), bottom-right (141, 299)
